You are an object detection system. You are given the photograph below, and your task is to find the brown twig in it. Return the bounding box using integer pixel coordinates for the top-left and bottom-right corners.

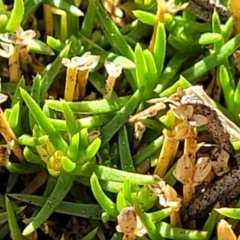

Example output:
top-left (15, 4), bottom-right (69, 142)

top-left (180, 166), bottom-right (240, 223)
top-left (181, 94), bottom-right (237, 165)
top-left (188, 0), bottom-right (231, 22)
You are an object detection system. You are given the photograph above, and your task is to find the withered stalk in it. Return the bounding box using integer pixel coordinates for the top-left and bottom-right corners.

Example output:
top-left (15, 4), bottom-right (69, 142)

top-left (0, 108), bottom-right (24, 162)
top-left (229, 0), bottom-right (240, 35)
top-left (77, 69), bottom-right (89, 100)
top-left (154, 131), bottom-right (179, 177)
top-left (43, 4), bottom-right (53, 38)
top-left (64, 66), bottom-right (78, 101)
top-left (9, 49), bottom-right (21, 83)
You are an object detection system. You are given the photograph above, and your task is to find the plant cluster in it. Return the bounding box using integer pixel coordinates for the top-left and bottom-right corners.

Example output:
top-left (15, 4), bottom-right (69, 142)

top-left (0, 0), bottom-right (239, 239)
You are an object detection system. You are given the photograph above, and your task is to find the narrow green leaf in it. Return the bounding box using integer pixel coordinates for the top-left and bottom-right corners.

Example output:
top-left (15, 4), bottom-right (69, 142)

top-left (22, 172), bottom-right (74, 235)
top-left (153, 22), bottom-right (166, 77)
top-left (135, 43), bottom-right (147, 89)
top-left (40, 44), bottom-right (70, 102)
top-left (94, 0), bottom-right (136, 89)
top-left (90, 173), bottom-right (118, 218)
top-left (82, 227), bottom-right (99, 240)
top-left (6, 0), bottom-right (24, 31)
top-left (20, 88), bottom-right (69, 154)
top-left (198, 33), bottom-right (222, 45)
top-left (215, 208), bottom-right (240, 219)
top-left (5, 196), bottom-right (23, 240)
top-left (28, 39), bottom-right (55, 55)
top-left (118, 125), bottom-right (135, 172)
top-left (133, 10), bottom-right (156, 26)
top-left (182, 34), bottom-right (240, 83)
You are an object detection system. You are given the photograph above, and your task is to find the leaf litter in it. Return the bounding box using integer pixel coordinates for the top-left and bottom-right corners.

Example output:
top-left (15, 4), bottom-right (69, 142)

top-left (132, 86), bottom-right (240, 225)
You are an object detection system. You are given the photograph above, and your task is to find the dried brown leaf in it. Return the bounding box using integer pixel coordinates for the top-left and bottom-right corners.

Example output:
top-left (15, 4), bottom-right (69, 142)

top-left (173, 120), bottom-right (193, 140)
top-left (217, 219), bottom-right (237, 240)
top-left (172, 105), bottom-right (194, 120)
top-left (116, 207), bottom-right (146, 240)
top-left (173, 155), bottom-right (193, 184)
top-left (154, 131), bottom-right (179, 177)
top-left (212, 149), bottom-right (230, 176)
top-left (183, 179), bottom-right (195, 205)
top-left (229, 0), bottom-right (240, 35)
top-left (129, 102), bottom-right (166, 123)
top-left (170, 211), bottom-right (182, 227)
top-left (151, 181), bottom-right (182, 212)
top-left (193, 157), bottom-right (212, 186)
top-left (117, 207), bottom-right (137, 234)
top-left (234, 50), bottom-right (240, 71)
top-left (184, 86), bottom-right (240, 142)
top-left (184, 126), bottom-right (198, 165)
top-left (191, 114), bottom-right (208, 127)
top-left (134, 121), bottom-right (146, 141)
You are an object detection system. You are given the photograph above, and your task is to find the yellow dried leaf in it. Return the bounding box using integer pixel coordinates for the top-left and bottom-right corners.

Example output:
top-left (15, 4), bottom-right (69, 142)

top-left (104, 61), bottom-right (122, 99)
top-left (188, 124), bottom-right (198, 138)
top-left (62, 53), bottom-right (100, 100)
top-left (184, 126), bottom-right (198, 165)
top-left (191, 114), bottom-right (208, 127)
top-left (64, 66), bottom-right (78, 101)
top-left (170, 211), bottom-right (181, 227)
top-left (193, 157), bottom-right (212, 186)
top-left (117, 207), bottom-right (137, 234)
top-left (135, 217), bottom-right (147, 237)
top-left (172, 105), bottom-right (194, 120)
top-left (167, 199), bottom-right (182, 211)
top-left (154, 132), bottom-right (179, 177)
top-left (165, 184), bottom-right (178, 200)
top-left (122, 233), bottom-right (137, 240)
top-left (229, 0), bottom-right (240, 35)
top-left (202, 169), bottom-right (216, 186)
top-left (183, 179), bottom-right (195, 205)
top-left (173, 155), bottom-right (193, 184)
top-left (134, 121), bottom-right (146, 141)
top-left (159, 193), bottom-right (168, 207)
top-left (173, 120), bottom-right (192, 140)
top-left (151, 181), bottom-right (182, 211)
top-left (217, 219), bottom-right (237, 240)
top-left (163, 128), bottom-right (174, 138)
top-left (0, 42), bottom-right (15, 58)
top-left (234, 50), bottom-right (240, 72)
top-left (212, 149), bottom-right (230, 176)
top-left (129, 102), bottom-right (166, 123)
top-left (162, 183), bottom-right (181, 211)
top-left (116, 207), bottom-right (146, 240)
top-left (72, 52), bottom-right (100, 71)
top-left (104, 61), bottom-right (122, 78)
